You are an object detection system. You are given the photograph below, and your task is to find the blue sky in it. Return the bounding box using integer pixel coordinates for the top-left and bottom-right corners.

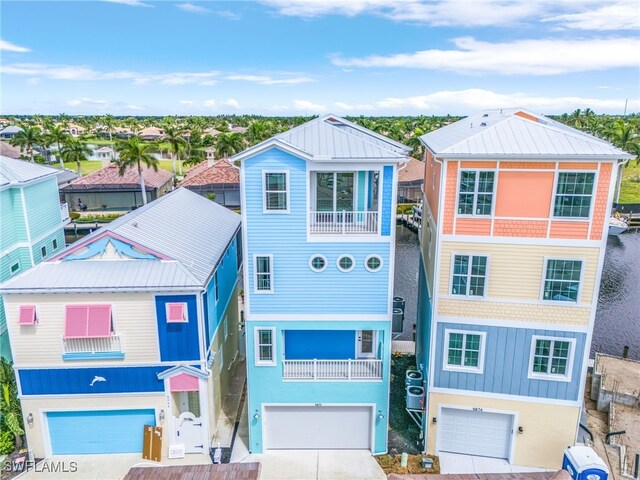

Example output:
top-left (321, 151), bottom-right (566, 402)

top-left (1, 0), bottom-right (639, 116)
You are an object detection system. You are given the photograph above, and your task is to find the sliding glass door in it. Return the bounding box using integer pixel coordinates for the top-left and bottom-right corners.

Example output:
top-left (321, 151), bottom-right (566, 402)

top-left (315, 172), bottom-right (355, 212)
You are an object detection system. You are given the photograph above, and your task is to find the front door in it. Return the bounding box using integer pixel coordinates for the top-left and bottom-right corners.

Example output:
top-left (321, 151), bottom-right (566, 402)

top-left (357, 330), bottom-right (376, 359)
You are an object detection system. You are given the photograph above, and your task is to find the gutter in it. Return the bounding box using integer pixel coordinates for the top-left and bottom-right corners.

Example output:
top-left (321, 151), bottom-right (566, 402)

top-left (0, 286), bottom-right (202, 294)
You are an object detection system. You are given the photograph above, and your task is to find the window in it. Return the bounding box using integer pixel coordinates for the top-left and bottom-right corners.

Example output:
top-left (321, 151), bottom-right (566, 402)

top-left (166, 302), bottom-right (187, 323)
top-left (53, 238), bottom-right (58, 250)
top-left (309, 255), bottom-right (327, 272)
top-left (457, 170), bottom-right (495, 215)
top-left (444, 330), bottom-right (485, 373)
top-left (337, 254), bottom-right (355, 272)
top-left (529, 336), bottom-right (575, 381)
top-left (41, 245), bottom-right (47, 258)
top-left (553, 172), bottom-right (595, 218)
top-left (365, 254), bottom-right (383, 272)
top-left (255, 327), bottom-right (276, 366)
top-left (451, 255), bottom-right (487, 297)
top-left (543, 259), bottom-right (582, 302)
top-left (263, 171), bottom-right (289, 212)
top-left (254, 255), bottom-right (273, 293)
top-left (214, 272), bottom-right (219, 303)
top-left (64, 304), bottom-right (112, 338)
top-left (18, 305), bottom-right (37, 325)
top-left (10, 262), bottom-right (20, 275)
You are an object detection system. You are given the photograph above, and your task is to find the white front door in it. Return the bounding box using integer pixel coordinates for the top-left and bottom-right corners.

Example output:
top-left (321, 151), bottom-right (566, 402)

top-left (357, 330), bottom-right (376, 359)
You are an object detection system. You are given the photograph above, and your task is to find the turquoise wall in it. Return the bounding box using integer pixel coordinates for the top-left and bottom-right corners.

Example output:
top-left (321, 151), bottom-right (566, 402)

top-left (23, 178), bottom-right (63, 238)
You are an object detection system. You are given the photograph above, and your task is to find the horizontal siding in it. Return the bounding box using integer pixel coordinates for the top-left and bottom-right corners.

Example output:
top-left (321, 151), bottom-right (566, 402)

top-left (433, 322), bottom-right (585, 401)
top-left (438, 242), bottom-right (600, 305)
top-left (5, 293), bottom-right (161, 366)
top-left (23, 178), bottom-right (62, 238)
top-left (455, 218), bottom-right (491, 236)
top-left (381, 165), bottom-right (393, 236)
top-left (0, 188), bottom-right (25, 249)
top-left (31, 229), bottom-right (65, 264)
top-left (243, 148), bottom-right (391, 315)
top-left (549, 221), bottom-right (589, 239)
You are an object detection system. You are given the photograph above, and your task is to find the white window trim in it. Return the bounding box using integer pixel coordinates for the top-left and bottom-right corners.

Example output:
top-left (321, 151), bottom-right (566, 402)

top-left (455, 169), bottom-right (496, 217)
top-left (450, 253), bottom-right (489, 298)
top-left (309, 254), bottom-right (328, 272)
top-left (540, 257), bottom-right (584, 304)
top-left (336, 254), bottom-right (356, 273)
top-left (527, 335), bottom-right (576, 383)
top-left (442, 329), bottom-right (486, 374)
top-left (551, 171), bottom-right (596, 221)
top-left (166, 302), bottom-right (188, 323)
top-left (253, 254), bottom-right (274, 294)
top-left (364, 254), bottom-right (384, 273)
top-left (254, 327), bottom-right (276, 366)
top-left (262, 170), bottom-right (290, 214)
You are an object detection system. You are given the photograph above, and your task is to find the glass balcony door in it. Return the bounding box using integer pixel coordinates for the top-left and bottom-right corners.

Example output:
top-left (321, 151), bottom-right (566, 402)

top-left (315, 172), bottom-right (355, 213)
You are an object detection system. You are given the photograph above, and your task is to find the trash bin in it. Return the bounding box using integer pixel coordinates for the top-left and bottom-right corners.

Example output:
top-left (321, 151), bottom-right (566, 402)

top-left (393, 296), bottom-right (405, 311)
top-left (392, 308), bottom-right (404, 333)
top-left (562, 446), bottom-right (609, 480)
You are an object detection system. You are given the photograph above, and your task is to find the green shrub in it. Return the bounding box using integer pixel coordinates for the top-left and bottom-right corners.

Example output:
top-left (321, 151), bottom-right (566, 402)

top-left (397, 203), bottom-right (417, 215)
top-left (0, 430), bottom-right (15, 455)
top-left (69, 212), bottom-right (80, 220)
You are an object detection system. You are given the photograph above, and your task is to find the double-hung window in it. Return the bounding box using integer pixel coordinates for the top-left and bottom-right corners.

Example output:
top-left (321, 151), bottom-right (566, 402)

top-left (254, 255), bottom-right (273, 293)
top-left (553, 172), bottom-right (595, 218)
top-left (451, 254), bottom-right (487, 297)
top-left (529, 336), bottom-right (574, 381)
top-left (457, 170), bottom-right (495, 215)
top-left (263, 171), bottom-right (289, 212)
top-left (255, 327), bottom-right (276, 366)
top-left (444, 330), bottom-right (485, 373)
top-left (543, 259), bottom-right (582, 302)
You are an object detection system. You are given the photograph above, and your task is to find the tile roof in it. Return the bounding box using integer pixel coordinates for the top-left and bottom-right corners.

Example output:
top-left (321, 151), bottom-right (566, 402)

top-left (62, 162), bottom-right (172, 191)
top-left (398, 157), bottom-right (424, 183)
top-left (0, 142), bottom-right (22, 159)
top-left (0, 155), bottom-right (60, 186)
top-left (179, 159), bottom-right (240, 187)
top-left (420, 108), bottom-right (634, 159)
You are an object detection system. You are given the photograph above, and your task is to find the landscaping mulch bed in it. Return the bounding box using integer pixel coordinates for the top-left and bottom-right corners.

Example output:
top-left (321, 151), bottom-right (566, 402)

top-left (388, 354), bottom-right (422, 455)
top-left (376, 453), bottom-right (440, 475)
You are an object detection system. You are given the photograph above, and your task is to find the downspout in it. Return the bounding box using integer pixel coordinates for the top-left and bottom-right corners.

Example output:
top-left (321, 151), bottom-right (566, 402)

top-left (614, 158), bottom-right (630, 204)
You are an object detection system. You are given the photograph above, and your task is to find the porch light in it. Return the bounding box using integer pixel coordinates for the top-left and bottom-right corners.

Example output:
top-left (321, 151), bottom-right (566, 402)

top-left (432, 417), bottom-right (437, 424)
top-left (377, 409), bottom-right (384, 420)
top-left (518, 426), bottom-right (524, 434)
top-left (253, 410), bottom-right (260, 420)
top-left (26, 413), bottom-right (34, 426)
top-left (159, 409), bottom-right (165, 423)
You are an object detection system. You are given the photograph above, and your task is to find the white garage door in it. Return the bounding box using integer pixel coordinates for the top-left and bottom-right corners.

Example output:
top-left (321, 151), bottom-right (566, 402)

top-left (439, 408), bottom-right (513, 459)
top-left (264, 406), bottom-right (372, 450)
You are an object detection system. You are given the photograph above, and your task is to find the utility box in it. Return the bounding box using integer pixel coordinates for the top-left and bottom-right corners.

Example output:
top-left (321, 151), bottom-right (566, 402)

top-left (562, 446), bottom-right (609, 480)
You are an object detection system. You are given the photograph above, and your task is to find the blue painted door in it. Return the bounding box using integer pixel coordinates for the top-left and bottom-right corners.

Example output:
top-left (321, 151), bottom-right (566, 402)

top-left (47, 409), bottom-right (156, 454)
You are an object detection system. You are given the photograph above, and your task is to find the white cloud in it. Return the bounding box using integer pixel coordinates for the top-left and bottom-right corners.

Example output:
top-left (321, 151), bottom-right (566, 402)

top-left (180, 100), bottom-right (195, 105)
top-left (127, 104), bottom-right (143, 110)
top-left (26, 77), bottom-right (40, 85)
top-left (216, 10), bottom-right (242, 20)
top-left (177, 3), bottom-right (211, 14)
top-left (0, 39), bottom-right (31, 52)
top-left (334, 101), bottom-right (374, 112)
top-left (293, 99), bottom-right (327, 112)
top-left (331, 36), bottom-right (640, 75)
top-left (224, 98), bottom-right (240, 108)
top-left (67, 97), bottom-right (109, 107)
top-left (543, 2), bottom-right (639, 30)
top-left (103, 0), bottom-right (153, 7)
top-left (226, 74), bottom-right (314, 85)
top-left (204, 99), bottom-right (217, 107)
top-left (269, 104), bottom-right (290, 111)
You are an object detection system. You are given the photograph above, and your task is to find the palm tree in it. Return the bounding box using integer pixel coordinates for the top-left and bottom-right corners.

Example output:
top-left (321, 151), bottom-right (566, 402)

top-left (46, 125), bottom-right (70, 169)
top-left (162, 124), bottom-right (187, 184)
top-left (247, 120), bottom-right (273, 145)
top-left (101, 114), bottom-right (116, 149)
top-left (214, 132), bottom-right (245, 158)
top-left (0, 358), bottom-right (24, 449)
top-left (60, 139), bottom-right (92, 176)
top-left (115, 137), bottom-right (159, 205)
top-left (10, 125), bottom-right (41, 162)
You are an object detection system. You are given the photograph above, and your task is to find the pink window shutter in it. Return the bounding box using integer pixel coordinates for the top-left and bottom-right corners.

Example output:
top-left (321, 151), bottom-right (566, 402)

top-left (169, 373), bottom-right (199, 392)
top-left (18, 306), bottom-right (37, 325)
top-left (167, 303), bottom-right (186, 323)
top-left (87, 305), bottom-right (112, 337)
top-left (64, 305), bottom-right (89, 338)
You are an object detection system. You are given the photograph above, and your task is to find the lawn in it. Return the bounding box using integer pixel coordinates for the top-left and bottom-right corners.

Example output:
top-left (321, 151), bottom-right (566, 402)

top-left (388, 354), bottom-right (422, 454)
top-left (619, 162), bottom-right (640, 204)
top-left (59, 160), bottom-right (182, 177)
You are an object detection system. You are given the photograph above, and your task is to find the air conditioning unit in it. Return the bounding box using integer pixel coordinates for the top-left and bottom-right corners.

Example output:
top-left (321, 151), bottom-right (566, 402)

top-left (406, 385), bottom-right (424, 410)
top-left (405, 369), bottom-right (423, 387)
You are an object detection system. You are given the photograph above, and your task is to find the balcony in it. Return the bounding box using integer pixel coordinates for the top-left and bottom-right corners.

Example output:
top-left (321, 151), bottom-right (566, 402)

top-left (283, 359), bottom-right (383, 381)
top-left (62, 335), bottom-right (124, 360)
top-left (60, 202), bottom-right (70, 225)
top-left (309, 211), bottom-right (378, 234)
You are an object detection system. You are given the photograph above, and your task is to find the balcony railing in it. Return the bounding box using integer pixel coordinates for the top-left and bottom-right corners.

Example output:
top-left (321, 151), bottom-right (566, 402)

top-left (62, 335), bottom-right (123, 355)
top-left (283, 359), bottom-right (383, 381)
top-left (60, 202), bottom-right (70, 225)
top-left (309, 211), bottom-right (378, 234)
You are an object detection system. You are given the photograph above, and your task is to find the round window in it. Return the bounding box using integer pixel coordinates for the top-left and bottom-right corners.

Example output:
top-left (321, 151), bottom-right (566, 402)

top-left (337, 255), bottom-right (355, 272)
top-left (309, 255), bottom-right (327, 272)
top-left (365, 255), bottom-right (383, 272)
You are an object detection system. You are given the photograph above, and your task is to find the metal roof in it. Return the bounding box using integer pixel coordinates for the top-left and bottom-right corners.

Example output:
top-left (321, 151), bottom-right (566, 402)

top-left (233, 114), bottom-right (410, 162)
top-left (420, 108), bottom-right (634, 159)
top-left (0, 155), bottom-right (60, 186)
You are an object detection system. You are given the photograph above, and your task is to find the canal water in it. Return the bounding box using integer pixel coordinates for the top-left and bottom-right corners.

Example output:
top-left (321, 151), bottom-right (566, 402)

top-left (393, 224), bottom-right (640, 360)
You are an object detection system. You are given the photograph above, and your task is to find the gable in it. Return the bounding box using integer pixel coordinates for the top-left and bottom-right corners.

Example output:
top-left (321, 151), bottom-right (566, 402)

top-left (55, 231), bottom-right (168, 261)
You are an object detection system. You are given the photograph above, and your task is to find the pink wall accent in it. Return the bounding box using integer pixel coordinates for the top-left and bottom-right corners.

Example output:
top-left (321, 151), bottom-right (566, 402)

top-left (169, 373), bottom-right (200, 392)
top-left (18, 305), bottom-right (36, 325)
top-left (495, 171), bottom-right (554, 218)
top-left (550, 221), bottom-right (589, 239)
top-left (455, 218), bottom-right (491, 235)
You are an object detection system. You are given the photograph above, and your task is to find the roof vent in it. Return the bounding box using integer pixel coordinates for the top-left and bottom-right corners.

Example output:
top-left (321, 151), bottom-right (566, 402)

top-left (483, 113), bottom-right (488, 117)
top-left (480, 122), bottom-right (487, 127)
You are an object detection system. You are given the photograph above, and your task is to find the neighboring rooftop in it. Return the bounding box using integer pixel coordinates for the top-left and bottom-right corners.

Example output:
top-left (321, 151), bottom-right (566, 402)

top-left (55, 168), bottom-right (79, 186)
top-left (0, 125), bottom-right (23, 135)
top-left (398, 157), bottom-right (424, 184)
top-left (0, 155), bottom-right (60, 186)
top-left (0, 142), bottom-right (22, 159)
top-left (420, 108), bottom-right (634, 159)
top-left (62, 162), bottom-right (172, 191)
top-left (179, 159), bottom-right (239, 187)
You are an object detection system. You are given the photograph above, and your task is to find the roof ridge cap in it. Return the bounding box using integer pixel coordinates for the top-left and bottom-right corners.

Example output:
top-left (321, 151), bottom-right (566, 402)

top-left (438, 115), bottom-right (511, 154)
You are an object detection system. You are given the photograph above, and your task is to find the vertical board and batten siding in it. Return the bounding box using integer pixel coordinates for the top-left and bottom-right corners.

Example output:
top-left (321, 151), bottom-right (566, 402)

top-left (433, 322), bottom-right (585, 401)
top-left (243, 148), bottom-right (392, 315)
top-left (284, 330), bottom-right (356, 359)
top-left (23, 178), bottom-right (62, 239)
top-left (155, 294), bottom-right (200, 361)
top-left (19, 365), bottom-right (166, 395)
top-left (381, 165), bottom-right (393, 236)
top-left (4, 293), bottom-right (162, 365)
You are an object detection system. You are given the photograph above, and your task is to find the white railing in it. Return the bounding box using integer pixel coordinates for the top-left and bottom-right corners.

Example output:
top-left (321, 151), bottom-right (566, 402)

top-left (309, 210), bottom-right (378, 234)
top-left (62, 335), bottom-right (123, 354)
top-left (283, 359), bottom-right (383, 380)
top-left (60, 202), bottom-right (70, 224)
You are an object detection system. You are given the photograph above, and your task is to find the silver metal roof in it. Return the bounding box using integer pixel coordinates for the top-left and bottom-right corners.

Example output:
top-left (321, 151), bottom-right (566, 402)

top-left (233, 114), bottom-right (410, 162)
top-left (0, 260), bottom-right (200, 293)
top-left (0, 155), bottom-right (60, 186)
top-left (420, 108), bottom-right (634, 159)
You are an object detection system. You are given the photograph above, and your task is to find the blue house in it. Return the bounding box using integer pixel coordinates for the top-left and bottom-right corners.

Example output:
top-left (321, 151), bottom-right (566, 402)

top-left (0, 188), bottom-right (242, 460)
top-left (0, 156), bottom-right (69, 360)
top-left (235, 115), bottom-right (410, 453)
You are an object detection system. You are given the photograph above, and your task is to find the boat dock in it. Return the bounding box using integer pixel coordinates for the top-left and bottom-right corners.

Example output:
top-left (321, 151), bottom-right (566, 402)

top-left (397, 213), bottom-right (421, 232)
